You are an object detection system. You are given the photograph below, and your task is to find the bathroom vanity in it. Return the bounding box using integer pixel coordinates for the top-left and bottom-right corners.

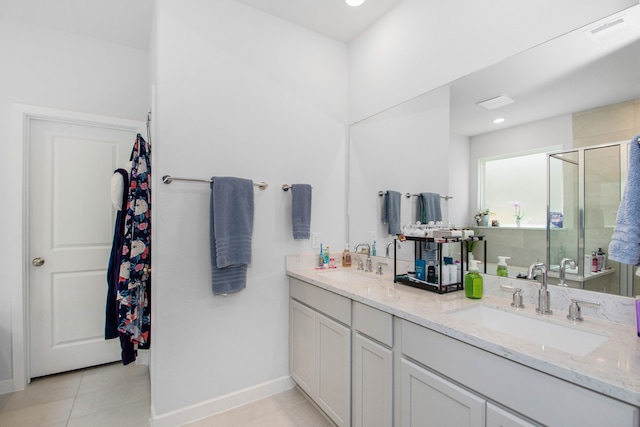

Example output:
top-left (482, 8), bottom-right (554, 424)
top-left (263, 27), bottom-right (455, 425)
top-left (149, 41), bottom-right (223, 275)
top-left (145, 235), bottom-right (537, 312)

top-left (286, 254), bottom-right (640, 427)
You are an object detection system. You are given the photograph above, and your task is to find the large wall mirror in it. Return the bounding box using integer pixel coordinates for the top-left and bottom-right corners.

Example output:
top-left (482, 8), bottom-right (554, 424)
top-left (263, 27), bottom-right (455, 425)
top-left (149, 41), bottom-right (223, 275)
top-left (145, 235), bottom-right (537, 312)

top-left (348, 5), bottom-right (640, 296)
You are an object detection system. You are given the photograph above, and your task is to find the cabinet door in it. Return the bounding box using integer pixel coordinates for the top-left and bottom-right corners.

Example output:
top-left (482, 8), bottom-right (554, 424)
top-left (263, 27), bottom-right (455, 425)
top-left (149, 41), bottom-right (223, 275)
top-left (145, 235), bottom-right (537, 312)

top-left (353, 333), bottom-right (393, 427)
top-left (290, 300), bottom-right (316, 396)
top-left (486, 403), bottom-right (538, 427)
top-left (401, 358), bottom-right (485, 427)
top-left (317, 313), bottom-right (351, 427)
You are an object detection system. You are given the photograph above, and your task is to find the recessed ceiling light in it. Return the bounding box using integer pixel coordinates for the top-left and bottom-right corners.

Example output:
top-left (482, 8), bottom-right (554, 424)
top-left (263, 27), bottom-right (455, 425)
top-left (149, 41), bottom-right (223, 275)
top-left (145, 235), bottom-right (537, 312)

top-left (477, 95), bottom-right (514, 110)
top-left (346, 0), bottom-right (366, 6)
top-left (493, 118), bottom-right (505, 124)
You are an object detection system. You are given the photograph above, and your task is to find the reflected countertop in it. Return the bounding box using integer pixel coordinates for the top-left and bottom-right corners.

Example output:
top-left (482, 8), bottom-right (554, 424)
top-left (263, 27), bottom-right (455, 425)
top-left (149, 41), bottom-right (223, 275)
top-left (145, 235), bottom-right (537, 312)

top-left (285, 253), bottom-right (640, 408)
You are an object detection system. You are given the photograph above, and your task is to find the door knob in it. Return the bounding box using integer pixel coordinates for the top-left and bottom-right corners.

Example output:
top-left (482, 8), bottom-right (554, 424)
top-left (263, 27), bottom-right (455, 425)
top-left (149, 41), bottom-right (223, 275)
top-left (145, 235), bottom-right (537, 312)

top-left (32, 257), bottom-right (45, 267)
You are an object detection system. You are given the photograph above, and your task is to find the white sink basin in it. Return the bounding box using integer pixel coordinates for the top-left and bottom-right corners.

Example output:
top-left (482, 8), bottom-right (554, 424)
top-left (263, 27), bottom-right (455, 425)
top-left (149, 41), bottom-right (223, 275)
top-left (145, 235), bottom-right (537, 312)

top-left (317, 269), bottom-right (381, 282)
top-left (447, 304), bottom-right (609, 357)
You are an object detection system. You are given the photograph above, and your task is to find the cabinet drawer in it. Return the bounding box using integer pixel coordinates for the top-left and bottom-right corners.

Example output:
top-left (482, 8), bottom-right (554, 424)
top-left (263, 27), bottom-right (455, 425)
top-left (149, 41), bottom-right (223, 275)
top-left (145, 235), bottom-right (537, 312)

top-left (290, 278), bottom-right (351, 326)
top-left (353, 302), bottom-right (393, 347)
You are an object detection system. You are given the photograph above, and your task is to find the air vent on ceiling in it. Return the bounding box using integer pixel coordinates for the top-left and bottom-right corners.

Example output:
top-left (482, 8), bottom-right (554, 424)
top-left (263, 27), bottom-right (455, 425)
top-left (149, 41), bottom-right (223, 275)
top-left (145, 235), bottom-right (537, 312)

top-left (585, 15), bottom-right (628, 42)
top-left (476, 95), bottom-right (514, 110)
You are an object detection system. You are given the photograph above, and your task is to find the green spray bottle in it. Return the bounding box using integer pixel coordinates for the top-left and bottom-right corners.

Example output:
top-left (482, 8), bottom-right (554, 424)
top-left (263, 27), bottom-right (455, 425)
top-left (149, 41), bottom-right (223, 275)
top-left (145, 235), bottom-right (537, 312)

top-left (465, 260), bottom-right (483, 299)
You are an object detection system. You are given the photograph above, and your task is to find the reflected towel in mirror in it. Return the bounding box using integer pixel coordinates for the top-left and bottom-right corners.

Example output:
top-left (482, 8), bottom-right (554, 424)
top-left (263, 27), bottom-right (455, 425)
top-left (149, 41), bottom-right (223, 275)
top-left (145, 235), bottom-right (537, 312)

top-left (609, 135), bottom-right (640, 265)
top-left (382, 190), bottom-right (401, 235)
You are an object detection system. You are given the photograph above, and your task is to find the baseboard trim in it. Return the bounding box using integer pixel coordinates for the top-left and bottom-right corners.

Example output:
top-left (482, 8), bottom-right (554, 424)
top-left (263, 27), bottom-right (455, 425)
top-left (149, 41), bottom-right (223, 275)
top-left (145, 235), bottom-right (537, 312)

top-left (151, 375), bottom-right (295, 427)
top-left (0, 379), bottom-right (14, 395)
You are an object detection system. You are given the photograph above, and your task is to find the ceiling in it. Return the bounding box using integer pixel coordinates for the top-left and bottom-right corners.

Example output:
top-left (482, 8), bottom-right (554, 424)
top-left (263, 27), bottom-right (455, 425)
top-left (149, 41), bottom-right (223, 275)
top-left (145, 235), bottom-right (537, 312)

top-left (3, 0), bottom-right (638, 138)
top-left (449, 6), bottom-right (640, 136)
top-left (0, 0), bottom-right (401, 49)
top-left (0, 0), bottom-right (154, 50)
top-left (234, 0), bottom-right (403, 43)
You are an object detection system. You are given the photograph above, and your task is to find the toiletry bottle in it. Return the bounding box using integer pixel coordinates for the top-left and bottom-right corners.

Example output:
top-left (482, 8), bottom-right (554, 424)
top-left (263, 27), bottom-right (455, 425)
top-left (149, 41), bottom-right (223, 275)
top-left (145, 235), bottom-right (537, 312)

top-left (465, 260), bottom-right (483, 299)
top-left (427, 261), bottom-right (436, 283)
top-left (372, 240), bottom-right (377, 256)
top-left (319, 244), bottom-right (324, 268)
top-left (591, 252), bottom-right (598, 273)
top-left (415, 259), bottom-right (426, 281)
top-left (323, 246), bottom-right (330, 268)
top-left (342, 244), bottom-right (352, 267)
top-left (597, 248), bottom-right (605, 271)
top-left (496, 256), bottom-right (510, 277)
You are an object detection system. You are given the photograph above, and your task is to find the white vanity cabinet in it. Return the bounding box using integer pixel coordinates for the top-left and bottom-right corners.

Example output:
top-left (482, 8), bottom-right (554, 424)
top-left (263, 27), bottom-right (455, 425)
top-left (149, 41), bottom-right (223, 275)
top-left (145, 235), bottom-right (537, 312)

top-left (289, 278), bottom-right (351, 427)
top-left (400, 319), bottom-right (639, 427)
top-left (288, 273), bottom-right (639, 427)
top-left (352, 302), bottom-right (393, 427)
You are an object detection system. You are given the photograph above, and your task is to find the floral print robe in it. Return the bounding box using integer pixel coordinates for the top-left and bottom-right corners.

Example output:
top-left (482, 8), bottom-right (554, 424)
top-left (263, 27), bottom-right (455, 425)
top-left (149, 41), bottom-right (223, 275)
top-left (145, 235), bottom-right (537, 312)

top-left (117, 134), bottom-right (151, 354)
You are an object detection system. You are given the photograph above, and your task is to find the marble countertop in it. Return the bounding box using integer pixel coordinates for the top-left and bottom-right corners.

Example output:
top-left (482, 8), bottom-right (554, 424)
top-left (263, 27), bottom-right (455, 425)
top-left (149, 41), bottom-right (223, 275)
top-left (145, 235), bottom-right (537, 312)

top-left (286, 253), bottom-right (640, 408)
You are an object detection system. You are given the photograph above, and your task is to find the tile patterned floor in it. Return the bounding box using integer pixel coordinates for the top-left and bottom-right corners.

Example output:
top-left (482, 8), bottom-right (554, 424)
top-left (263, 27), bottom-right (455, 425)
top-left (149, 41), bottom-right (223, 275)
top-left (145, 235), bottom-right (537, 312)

top-left (0, 363), bottom-right (332, 427)
top-left (0, 362), bottom-right (150, 427)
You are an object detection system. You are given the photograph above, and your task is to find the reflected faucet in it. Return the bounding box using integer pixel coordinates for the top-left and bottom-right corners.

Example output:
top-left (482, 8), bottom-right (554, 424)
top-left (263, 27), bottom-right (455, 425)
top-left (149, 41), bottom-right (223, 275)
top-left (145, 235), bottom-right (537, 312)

top-left (559, 258), bottom-right (576, 287)
top-left (385, 240), bottom-right (401, 258)
top-left (354, 243), bottom-right (373, 272)
top-left (527, 262), bottom-right (552, 315)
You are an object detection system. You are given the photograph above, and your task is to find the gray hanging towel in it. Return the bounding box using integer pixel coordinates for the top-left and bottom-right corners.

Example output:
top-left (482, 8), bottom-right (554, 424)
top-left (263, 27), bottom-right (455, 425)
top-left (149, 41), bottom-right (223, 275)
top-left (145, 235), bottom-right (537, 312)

top-left (417, 192), bottom-right (442, 224)
top-left (416, 192), bottom-right (442, 262)
top-left (210, 177), bottom-right (254, 294)
top-left (291, 184), bottom-right (312, 239)
top-left (382, 190), bottom-right (402, 235)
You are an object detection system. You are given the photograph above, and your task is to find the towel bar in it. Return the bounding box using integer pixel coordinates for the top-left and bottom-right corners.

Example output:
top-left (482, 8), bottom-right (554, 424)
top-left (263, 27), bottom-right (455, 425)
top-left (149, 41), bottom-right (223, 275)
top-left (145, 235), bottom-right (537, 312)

top-left (282, 184), bottom-right (313, 191)
top-left (405, 193), bottom-right (453, 200)
top-left (162, 175), bottom-right (268, 190)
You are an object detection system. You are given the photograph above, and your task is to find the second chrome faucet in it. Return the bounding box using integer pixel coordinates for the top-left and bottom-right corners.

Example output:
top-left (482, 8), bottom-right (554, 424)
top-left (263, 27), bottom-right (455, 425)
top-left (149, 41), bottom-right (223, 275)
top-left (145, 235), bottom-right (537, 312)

top-left (354, 243), bottom-right (373, 272)
top-left (527, 262), bottom-right (553, 315)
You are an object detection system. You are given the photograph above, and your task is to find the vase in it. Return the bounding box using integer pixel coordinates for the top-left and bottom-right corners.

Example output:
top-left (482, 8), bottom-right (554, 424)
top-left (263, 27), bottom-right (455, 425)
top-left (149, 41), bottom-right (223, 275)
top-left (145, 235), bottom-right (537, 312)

top-left (516, 218), bottom-right (521, 227)
top-left (478, 216), bottom-right (489, 226)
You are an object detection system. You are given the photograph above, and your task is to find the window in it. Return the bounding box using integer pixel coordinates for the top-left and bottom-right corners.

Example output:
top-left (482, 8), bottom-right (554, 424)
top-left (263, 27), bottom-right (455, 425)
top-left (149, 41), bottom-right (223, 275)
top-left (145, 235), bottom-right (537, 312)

top-left (479, 147), bottom-right (560, 227)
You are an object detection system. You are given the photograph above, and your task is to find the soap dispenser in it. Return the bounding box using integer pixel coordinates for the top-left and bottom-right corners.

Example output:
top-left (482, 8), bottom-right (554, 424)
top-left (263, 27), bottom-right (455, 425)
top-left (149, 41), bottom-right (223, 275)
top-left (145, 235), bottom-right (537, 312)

top-left (342, 244), bottom-right (352, 268)
top-left (465, 260), bottom-right (483, 299)
top-left (496, 256), bottom-right (510, 277)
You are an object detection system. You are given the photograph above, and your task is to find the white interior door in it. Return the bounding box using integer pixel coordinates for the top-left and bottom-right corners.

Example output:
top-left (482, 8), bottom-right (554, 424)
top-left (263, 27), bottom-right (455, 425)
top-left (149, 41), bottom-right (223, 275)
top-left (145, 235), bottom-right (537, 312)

top-left (29, 117), bottom-right (144, 378)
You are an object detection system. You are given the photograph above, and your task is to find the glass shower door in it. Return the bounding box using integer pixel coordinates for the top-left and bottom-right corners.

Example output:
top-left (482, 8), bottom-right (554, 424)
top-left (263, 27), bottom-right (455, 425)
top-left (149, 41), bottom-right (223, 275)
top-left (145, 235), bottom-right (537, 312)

top-left (584, 144), bottom-right (624, 294)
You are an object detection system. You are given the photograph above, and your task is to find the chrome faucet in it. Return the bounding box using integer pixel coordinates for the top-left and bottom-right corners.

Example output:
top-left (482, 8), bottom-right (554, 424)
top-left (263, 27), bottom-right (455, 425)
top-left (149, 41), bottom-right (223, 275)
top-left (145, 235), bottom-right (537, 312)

top-left (527, 262), bottom-right (552, 315)
top-left (354, 243), bottom-right (373, 272)
top-left (559, 257), bottom-right (576, 287)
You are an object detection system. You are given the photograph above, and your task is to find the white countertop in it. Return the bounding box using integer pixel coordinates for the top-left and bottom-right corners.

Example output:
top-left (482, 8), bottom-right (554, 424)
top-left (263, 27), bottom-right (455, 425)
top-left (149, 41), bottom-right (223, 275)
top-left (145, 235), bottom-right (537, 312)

top-left (286, 254), bottom-right (640, 408)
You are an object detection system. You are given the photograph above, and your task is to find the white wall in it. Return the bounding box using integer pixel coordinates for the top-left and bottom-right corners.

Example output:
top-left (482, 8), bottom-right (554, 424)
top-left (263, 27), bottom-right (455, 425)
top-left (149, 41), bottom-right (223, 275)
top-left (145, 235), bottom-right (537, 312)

top-left (349, 86), bottom-right (450, 249)
top-left (0, 19), bottom-right (149, 388)
top-left (349, 0), bottom-right (637, 123)
top-left (152, 0), bottom-right (348, 420)
top-left (468, 114), bottom-right (573, 220)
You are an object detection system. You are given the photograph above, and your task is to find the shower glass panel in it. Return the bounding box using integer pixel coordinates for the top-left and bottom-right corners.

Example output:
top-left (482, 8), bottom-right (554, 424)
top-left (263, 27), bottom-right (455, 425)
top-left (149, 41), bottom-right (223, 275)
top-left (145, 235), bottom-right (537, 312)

top-left (584, 144), bottom-right (623, 295)
top-left (548, 151), bottom-right (580, 275)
